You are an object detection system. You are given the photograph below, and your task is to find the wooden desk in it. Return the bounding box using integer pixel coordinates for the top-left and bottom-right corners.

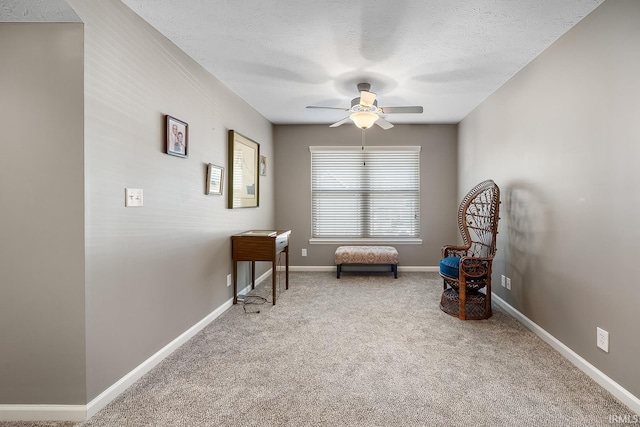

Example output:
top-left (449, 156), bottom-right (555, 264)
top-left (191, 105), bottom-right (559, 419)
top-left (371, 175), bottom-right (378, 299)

top-left (231, 230), bottom-right (291, 305)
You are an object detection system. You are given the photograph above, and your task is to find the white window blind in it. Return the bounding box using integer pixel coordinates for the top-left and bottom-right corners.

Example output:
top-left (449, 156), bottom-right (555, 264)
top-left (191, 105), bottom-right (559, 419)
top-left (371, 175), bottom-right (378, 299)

top-left (310, 146), bottom-right (420, 239)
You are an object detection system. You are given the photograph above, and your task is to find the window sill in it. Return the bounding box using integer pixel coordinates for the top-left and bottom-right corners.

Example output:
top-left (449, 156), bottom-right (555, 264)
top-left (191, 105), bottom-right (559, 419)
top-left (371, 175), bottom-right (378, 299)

top-left (309, 238), bottom-right (423, 245)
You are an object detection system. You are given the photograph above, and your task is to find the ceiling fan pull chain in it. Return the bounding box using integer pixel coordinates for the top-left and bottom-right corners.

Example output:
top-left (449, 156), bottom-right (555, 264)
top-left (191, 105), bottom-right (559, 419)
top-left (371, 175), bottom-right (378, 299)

top-left (362, 129), bottom-right (366, 166)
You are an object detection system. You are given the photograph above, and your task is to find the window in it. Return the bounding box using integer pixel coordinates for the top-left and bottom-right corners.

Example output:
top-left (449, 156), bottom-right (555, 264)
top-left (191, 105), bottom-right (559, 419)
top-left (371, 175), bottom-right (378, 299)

top-left (310, 146), bottom-right (420, 240)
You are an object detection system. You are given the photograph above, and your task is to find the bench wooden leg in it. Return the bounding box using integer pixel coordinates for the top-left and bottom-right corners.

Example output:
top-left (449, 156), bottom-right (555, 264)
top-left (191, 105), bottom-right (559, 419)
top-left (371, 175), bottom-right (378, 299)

top-left (392, 264), bottom-right (397, 279)
top-left (337, 264), bottom-right (341, 279)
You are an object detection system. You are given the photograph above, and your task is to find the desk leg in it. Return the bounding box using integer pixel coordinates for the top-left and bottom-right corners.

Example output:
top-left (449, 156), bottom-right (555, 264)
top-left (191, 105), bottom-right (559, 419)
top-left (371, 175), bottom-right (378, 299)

top-left (285, 247), bottom-right (289, 290)
top-left (272, 259), bottom-right (277, 305)
top-left (251, 261), bottom-right (256, 290)
top-left (233, 260), bottom-right (238, 304)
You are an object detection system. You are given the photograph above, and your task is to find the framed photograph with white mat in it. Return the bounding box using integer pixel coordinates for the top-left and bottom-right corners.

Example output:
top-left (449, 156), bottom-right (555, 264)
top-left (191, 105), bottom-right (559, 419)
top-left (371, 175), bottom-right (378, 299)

top-left (228, 130), bottom-right (259, 208)
top-left (166, 115), bottom-right (188, 158)
top-left (206, 164), bottom-right (224, 195)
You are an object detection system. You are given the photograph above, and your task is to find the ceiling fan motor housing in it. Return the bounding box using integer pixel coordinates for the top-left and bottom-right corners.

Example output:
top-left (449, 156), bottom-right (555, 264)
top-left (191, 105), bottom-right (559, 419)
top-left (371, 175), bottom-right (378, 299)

top-left (357, 83), bottom-right (372, 92)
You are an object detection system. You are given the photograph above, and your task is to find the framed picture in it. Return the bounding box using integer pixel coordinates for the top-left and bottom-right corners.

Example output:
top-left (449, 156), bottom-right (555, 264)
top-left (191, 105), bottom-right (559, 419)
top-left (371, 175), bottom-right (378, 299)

top-left (166, 115), bottom-right (188, 158)
top-left (228, 130), bottom-right (259, 208)
top-left (260, 155), bottom-right (267, 176)
top-left (206, 164), bottom-right (224, 195)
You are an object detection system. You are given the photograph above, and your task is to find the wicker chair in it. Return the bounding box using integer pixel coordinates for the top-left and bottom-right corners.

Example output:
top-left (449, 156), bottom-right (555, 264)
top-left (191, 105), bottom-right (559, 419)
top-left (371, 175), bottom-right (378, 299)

top-left (439, 180), bottom-right (501, 320)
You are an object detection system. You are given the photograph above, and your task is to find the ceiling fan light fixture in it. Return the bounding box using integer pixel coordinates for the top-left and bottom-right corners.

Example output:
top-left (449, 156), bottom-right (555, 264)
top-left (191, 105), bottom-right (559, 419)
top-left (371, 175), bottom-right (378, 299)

top-left (350, 111), bottom-right (378, 129)
top-left (309, 82), bottom-right (422, 130)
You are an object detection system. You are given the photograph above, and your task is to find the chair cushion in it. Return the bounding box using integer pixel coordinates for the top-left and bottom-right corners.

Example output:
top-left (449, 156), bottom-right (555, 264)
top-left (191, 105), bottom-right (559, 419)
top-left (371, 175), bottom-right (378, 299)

top-left (439, 256), bottom-right (460, 279)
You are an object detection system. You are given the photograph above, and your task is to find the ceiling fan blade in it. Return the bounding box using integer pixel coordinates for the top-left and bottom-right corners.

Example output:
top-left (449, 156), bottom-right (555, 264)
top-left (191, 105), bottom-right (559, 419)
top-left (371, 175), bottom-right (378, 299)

top-left (380, 106), bottom-right (423, 114)
top-left (375, 117), bottom-right (394, 130)
top-left (306, 106), bottom-right (350, 111)
top-left (359, 91), bottom-right (377, 107)
top-left (329, 117), bottom-right (351, 128)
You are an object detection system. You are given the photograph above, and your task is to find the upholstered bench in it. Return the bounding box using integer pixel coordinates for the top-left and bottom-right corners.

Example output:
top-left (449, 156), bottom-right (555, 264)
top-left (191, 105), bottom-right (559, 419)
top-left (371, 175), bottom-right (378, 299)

top-left (335, 246), bottom-right (399, 279)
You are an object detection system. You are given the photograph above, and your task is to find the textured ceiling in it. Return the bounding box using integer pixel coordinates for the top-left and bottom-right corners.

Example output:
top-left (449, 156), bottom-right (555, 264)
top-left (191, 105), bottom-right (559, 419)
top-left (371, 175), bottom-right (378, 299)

top-left (0, 0), bottom-right (79, 22)
top-left (4, 1), bottom-right (604, 125)
top-left (120, 0), bottom-right (604, 125)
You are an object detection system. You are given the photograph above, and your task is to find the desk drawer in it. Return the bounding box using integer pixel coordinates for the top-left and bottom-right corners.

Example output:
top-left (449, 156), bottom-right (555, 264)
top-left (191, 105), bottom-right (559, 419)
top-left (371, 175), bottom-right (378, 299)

top-left (276, 234), bottom-right (288, 252)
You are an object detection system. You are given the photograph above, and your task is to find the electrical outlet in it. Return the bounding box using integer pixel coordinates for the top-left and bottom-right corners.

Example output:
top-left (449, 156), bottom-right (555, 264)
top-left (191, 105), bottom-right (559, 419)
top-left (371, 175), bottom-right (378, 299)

top-left (226, 274), bottom-right (232, 287)
top-left (597, 327), bottom-right (609, 352)
top-left (501, 275), bottom-right (506, 287)
top-left (506, 277), bottom-right (511, 290)
top-left (302, 248), bottom-right (307, 257)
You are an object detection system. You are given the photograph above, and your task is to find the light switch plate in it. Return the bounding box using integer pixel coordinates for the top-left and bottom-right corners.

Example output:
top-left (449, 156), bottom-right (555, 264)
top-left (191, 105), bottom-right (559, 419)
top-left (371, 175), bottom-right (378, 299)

top-left (125, 188), bottom-right (143, 207)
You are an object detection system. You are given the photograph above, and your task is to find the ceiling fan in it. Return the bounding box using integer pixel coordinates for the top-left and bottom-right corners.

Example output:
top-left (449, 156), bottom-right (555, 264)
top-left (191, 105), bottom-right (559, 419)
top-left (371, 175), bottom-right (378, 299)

top-left (306, 83), bottom-right (423, 130)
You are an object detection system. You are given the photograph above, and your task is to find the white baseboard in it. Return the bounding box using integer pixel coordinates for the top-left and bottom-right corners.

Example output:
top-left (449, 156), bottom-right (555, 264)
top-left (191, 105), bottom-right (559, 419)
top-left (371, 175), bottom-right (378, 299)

top-left (86, 269), bottom-right (271, 419)
top-left (85, 298), bottom-right (235, 418)
top-left (286, 265), bottom-right (439, 272)
top-left (287, 265), bottom-right (333, 271)
top-left (492, 293), bottom-right (640, 415)
top-left (0, 405), bottom-right (87, 422)
top-left (13, 271), bottom-right (632, 422)
top-left (398, 266), bottom-right (439, 272)
top-left (236, 269), bottom-right (271, 296)
top-left (0, 270), bottom-right (272, 422)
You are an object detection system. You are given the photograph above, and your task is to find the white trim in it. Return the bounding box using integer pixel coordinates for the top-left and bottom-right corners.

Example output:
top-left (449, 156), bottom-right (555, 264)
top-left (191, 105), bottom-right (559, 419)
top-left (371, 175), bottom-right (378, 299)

top-left (309, 238), bottom-right (423, 245)
top-left (0, 270), bottom-right (272, 422)
top-left (0, 405), bottom-right (86, 422)
top-left (309, 145), bottom-right (421, 152)
top-left (398, 266), bottom-right (439, 272)
top-left (86, 297), bottom-right (234, 418)
top-left (87, 268), bottom-right (271, 418)
top-left (492, 293), bottom-right (640, 415)
top-left (287, 265), bottom-right (334, 272)
top-left (284, 265), bottom-right (438, 273)
top-left (9, 270), bottom-right (633, 422)
top-left (236, 269), bottom-right (271, 297)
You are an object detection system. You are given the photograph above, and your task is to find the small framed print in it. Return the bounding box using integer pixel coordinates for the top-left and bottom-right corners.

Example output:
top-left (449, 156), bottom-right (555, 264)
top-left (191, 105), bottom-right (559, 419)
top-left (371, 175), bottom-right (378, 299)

top-left (260, 155), bottom-right (267, 176)
top-left (166, 115), bottom-right (188, 158)
top-left (206, 164), bottom-right (224, 195)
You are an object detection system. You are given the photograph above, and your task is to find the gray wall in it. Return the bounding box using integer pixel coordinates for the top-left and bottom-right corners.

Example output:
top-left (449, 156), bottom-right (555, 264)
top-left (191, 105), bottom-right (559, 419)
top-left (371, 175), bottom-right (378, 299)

top-left (1, 0), bottom-right (275, 405)
top-left (5, 0), bottom-right (637, 410)
top-left (0, 23), bottom-right (86, 403)
top-left (65, 0), bottom-right (275, 401)
top-left (274, 124), bottom-right (459, 267)
top-left (459, 0), bottom-right (640, 397)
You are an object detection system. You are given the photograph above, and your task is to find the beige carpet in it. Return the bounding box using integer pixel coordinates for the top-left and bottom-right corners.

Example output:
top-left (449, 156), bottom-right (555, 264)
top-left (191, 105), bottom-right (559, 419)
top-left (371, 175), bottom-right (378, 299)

top-left (2, 272), bottom-right (635, 426)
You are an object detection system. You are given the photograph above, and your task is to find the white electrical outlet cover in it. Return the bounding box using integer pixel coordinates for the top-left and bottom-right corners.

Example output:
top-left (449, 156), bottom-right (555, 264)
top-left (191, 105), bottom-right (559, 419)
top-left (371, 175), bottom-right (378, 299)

top-left (597, 327), bottom-right (609, 352)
